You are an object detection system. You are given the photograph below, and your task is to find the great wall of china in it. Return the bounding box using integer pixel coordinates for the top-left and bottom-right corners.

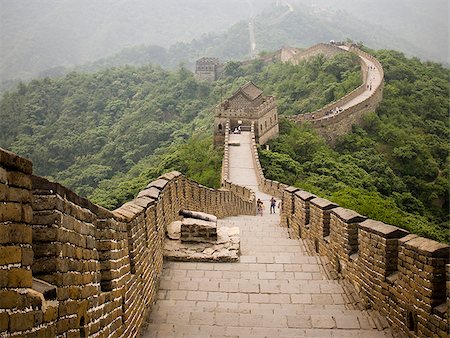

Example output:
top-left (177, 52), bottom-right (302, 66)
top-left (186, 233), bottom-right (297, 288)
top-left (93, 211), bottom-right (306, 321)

top-left (0, 43), bottom-right (448, 337)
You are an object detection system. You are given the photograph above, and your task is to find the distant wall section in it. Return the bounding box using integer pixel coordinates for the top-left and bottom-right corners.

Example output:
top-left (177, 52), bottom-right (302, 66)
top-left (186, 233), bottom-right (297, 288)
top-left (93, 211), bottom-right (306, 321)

top-left (285, 43), bottom-right (385, 143)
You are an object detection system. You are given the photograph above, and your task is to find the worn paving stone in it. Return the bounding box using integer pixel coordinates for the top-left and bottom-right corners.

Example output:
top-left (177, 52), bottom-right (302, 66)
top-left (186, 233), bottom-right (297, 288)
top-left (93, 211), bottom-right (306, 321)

top-left (334, 315), bottom-right (361, 329)
top-left (142, 132), bottom-right (392, 337)
top-left (311, 315), bottom-right (336, 329)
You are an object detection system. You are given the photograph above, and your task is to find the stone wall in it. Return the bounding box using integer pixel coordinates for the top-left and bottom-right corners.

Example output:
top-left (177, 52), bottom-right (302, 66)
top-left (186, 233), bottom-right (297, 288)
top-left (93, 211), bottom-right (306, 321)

top-left (247, 122), bottom-right (449, 336)
top-left (288, 43), bottom-right (346, 65)
top-left (0, 147), bottom-right (255, 337)
top-left (249, 123), bottom-right (287, 199)
top-left (280, 187), bottom-right (449, 337)
top-left (287, 43), bottom-right (385, 143)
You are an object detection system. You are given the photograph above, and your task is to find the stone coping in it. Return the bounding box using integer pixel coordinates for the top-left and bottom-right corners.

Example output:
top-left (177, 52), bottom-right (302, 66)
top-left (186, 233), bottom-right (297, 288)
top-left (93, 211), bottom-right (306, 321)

top-left (332, 207), bottom-right (367, 223)
top-left (359, 219), bottom-right (409, 239)
top-left (295, 190), bottom-right (316, 201)
top-left (310, 197), bottom-right (338, 210)
top-left (0, 147), bottom-right (33, 174)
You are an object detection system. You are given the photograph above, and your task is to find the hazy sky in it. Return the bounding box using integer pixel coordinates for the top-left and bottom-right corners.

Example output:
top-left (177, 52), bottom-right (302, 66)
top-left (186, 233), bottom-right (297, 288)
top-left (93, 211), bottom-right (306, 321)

top-left (0, 0), bottom-right (448, 81)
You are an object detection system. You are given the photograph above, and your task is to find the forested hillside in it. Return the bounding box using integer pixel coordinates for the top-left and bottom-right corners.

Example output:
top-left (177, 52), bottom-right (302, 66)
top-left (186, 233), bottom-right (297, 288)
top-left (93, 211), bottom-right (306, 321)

top-left (0, 49), bottom-right (447, 242)
top-left (0, 65), bottom-right (223, 203)
top-left (258, 50), bottom-right (449, 242)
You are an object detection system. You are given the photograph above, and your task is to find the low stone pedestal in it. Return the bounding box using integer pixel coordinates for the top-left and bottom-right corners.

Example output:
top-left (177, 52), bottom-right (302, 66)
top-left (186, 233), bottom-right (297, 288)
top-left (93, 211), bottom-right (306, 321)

top-left (165, 210), bottom-right (240, 262)
top-left (164, 226), bottom-right (240, 262)
top-left (181, 218), bottom-right (217, 243)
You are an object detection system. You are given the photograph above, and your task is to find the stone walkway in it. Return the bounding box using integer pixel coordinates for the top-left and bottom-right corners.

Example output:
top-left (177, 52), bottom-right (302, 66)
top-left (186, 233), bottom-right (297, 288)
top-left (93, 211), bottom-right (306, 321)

top-left (143, 132), bottom-right (392, 337)
top-left (337, 45), bottom-right (383, 110)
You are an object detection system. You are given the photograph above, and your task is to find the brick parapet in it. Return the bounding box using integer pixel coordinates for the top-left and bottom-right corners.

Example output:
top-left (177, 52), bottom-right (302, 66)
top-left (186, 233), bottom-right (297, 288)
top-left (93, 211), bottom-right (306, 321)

top-left (0, 147), bottom-right (256, 337)
top-left (280, 185), bottom-right (449, 336)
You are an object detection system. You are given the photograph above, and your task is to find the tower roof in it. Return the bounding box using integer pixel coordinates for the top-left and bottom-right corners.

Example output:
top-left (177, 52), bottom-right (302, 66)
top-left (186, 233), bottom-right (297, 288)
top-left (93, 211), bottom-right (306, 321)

top-left (231, 82), bottom-right (263, 102)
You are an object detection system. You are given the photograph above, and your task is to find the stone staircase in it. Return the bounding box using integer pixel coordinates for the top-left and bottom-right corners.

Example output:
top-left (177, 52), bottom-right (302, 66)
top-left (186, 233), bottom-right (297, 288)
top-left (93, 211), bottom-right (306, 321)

top-left (143, 214), bottom-right (393, 337)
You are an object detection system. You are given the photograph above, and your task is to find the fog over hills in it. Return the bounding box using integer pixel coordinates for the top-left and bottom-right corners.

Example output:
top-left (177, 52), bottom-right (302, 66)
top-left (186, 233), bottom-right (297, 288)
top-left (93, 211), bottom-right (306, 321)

top-left (0, 0), bottom-right (447, 85)
top-left (294, 0), bottom-right (448, 64)
top-left (0, 0), bottom-right (273, 81)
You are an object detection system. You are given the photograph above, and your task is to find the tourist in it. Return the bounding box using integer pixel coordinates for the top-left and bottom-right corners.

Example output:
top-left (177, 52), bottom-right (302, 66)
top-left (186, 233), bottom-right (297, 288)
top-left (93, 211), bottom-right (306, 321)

top-left (270, 197), bottom-right (276, 214)
top-left (257, 198), bottom-right (264, 216)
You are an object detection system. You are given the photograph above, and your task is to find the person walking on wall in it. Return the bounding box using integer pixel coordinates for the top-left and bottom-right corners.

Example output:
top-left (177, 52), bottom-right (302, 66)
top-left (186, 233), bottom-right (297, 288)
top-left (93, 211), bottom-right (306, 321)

top-left (270, 197), bottom-right (276, 214)
top-left (257, 198), bottom-right (264, 216)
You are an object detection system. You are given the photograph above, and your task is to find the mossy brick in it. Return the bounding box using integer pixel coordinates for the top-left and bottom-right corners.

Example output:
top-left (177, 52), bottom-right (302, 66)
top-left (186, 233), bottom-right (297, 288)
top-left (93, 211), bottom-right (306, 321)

top-left (0, 246), bottom-right (22, 265)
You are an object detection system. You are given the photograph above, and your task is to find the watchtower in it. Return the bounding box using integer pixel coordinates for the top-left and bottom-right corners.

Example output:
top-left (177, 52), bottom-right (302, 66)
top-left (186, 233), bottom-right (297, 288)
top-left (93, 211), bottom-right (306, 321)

top-left (214, 81), bottom-right (279, 147)
top-left (195, 57), bottom-right (223, 82)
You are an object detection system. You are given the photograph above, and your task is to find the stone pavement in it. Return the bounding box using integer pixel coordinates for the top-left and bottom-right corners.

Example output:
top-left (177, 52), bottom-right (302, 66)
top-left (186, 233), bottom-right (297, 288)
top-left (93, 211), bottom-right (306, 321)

top-left (143, 132), bottom-right (392, 337)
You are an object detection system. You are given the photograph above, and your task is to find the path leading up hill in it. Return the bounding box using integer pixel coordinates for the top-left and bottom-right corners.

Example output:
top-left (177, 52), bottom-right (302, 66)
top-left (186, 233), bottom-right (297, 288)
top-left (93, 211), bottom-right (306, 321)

top-left (337, 46), bottom-right (383, 111)
top-left (144, 132), bottom-right (392, 337)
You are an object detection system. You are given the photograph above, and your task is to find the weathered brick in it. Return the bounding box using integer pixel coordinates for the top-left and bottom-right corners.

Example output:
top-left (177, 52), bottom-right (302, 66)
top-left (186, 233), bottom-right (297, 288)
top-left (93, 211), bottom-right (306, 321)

top-left (7, 268), bottom-right (32, 288)
top-left (0, 246), bottom-right (21, 265)
top-left (0, 202), bottom-right (23, 222)
top-left (0, 223), bottom-right (32, 244)
top-left (0, 312), bottom-right (9, 332)
top-left (6, 171), bottom-right (32, 189)
top-left (43, 305), bottom-right (58, 323)
top-left (0, 290), bottom-right (20, 308)
top-left (9, 311), bottom-right (34, 332)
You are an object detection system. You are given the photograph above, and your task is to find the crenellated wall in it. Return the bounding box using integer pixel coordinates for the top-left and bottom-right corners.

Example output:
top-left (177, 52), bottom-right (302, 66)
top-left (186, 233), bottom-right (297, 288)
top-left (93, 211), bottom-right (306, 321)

top-left (280, 188), bottom-right (449, 337)
top-left (0, 147), bottom-right (255, 337)
top-left (247, 125), bottom-right (449, 337)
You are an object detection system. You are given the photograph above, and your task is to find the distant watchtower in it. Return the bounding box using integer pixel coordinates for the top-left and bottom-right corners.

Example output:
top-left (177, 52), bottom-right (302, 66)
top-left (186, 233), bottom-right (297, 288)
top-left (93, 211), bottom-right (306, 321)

top-left (214, 81), bottom-right (279, 147)
top-left (195, 57), bottom-right (223, 82)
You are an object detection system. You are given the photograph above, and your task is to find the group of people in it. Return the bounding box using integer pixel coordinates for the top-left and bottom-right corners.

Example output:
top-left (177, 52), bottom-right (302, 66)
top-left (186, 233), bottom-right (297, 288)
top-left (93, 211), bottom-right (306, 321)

top-left (231, 125), bottom-right (241, 134)
top-left (256, 197), bottom-right (281, 216)
top-left (325, 107), bottom-right (343, 116)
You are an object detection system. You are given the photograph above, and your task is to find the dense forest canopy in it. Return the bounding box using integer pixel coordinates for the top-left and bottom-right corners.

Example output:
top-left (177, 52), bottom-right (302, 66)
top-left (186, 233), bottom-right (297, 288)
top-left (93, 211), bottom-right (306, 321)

top-left (0, 48), bottom-right (448, 242)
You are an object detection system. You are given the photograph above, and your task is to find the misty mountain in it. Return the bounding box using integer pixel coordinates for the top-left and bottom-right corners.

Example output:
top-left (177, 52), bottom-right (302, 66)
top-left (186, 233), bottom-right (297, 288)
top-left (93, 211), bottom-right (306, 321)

top-left (293, 0), bottom-right (448, 64)
top-left (0, 0), bottom-right (273, 81)
top-left (55, 2), bottom-right (440, 77)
